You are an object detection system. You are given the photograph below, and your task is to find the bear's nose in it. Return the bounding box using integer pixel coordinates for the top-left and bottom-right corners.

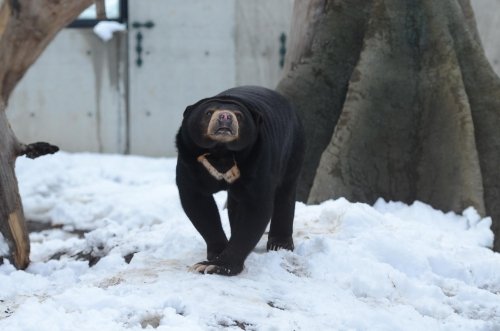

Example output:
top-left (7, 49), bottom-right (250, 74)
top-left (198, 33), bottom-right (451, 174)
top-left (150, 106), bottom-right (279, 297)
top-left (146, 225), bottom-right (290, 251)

top-left (218, 112), bottom-right (232, 123)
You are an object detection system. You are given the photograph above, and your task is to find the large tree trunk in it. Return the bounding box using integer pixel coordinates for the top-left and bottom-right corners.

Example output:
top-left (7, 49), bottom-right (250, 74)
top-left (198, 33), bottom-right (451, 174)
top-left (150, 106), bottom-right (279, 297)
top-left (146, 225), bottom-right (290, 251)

top-left (0, 0), bottom-right (93, 269)
top-left (278, 0), bottom-right (500, 251)
top-left (277, 0), bottom-right (373, 201)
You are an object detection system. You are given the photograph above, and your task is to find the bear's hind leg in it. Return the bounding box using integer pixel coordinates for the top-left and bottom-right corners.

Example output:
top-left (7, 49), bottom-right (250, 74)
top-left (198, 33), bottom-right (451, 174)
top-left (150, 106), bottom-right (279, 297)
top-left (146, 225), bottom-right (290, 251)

top-left (267, 181), bottom-right (297, 251)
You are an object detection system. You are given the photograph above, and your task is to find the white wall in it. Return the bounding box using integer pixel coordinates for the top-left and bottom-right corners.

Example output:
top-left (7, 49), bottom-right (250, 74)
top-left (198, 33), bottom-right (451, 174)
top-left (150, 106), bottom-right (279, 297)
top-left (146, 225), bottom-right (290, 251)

top-left (235, 0), bottom-right (294, 86)
top-left (7, 0), bottom-right (294, 157)
top-left (127, 0), bottom-right (237, 156)
top-left (8, 29), bottom-right (128, 154)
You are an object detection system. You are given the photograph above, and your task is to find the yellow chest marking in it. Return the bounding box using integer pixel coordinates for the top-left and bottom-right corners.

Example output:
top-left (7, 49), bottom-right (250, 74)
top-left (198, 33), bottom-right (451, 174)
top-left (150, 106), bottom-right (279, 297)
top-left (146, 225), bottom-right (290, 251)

top-left (197, 153), bottom-right (240, 184)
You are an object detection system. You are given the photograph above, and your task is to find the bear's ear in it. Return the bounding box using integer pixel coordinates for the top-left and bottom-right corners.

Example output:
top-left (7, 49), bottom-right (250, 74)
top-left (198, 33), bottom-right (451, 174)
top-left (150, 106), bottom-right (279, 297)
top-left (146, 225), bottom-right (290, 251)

top-left (183, 105), bottom-right (195, 118)
top-left (183, 98), bottom-right (210, 118)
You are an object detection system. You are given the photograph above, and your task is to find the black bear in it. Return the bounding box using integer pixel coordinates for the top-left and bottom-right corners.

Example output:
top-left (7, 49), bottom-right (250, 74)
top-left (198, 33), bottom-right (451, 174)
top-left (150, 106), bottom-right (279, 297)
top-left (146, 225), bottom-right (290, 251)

top-left (176, 86), bottom-right (305, 276)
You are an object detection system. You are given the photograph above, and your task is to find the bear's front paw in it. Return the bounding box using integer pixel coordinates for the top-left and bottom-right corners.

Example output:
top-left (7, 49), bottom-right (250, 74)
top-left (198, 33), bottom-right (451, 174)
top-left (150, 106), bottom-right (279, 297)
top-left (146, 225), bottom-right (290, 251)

top-left (189, 260), bottom-right (243, 276)
top-left (206, 241), bottom-right (227, 261)
top-left (267, 236), bottom-right (294, 251)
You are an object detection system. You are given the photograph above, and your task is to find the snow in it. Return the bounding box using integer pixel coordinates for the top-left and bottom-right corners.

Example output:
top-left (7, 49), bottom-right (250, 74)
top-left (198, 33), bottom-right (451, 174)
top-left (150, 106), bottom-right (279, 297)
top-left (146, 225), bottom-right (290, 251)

top-left (93, 21), bottom-right (126, 42)
top-left (1, 152), bottom-right (499, 330)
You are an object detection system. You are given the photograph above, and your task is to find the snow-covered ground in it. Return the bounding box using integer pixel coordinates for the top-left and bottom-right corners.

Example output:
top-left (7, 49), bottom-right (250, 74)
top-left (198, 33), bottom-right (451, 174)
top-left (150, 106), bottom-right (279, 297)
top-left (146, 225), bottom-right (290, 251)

top-left (1, 152), bottom-right (499, 331)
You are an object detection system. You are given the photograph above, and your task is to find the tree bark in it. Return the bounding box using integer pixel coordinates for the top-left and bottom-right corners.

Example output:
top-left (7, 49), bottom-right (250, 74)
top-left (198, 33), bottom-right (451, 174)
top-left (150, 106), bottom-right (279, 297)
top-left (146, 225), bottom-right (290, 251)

top-left (95, 0), bottom-right (107, 20)
top-left (0, 0), bottom-right (93, 269)
top-left (277, 0), bottom-right (373, 201)
top-left (278, 0), bottom-right (500, 251)
top-left (0, 103), bottom-right (29, 268)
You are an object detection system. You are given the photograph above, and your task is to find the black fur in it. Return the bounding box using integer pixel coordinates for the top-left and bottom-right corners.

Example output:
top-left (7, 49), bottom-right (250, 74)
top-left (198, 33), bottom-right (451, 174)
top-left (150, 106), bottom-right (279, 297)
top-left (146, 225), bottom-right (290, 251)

top-left (176, 86), bottom-right (305, 276)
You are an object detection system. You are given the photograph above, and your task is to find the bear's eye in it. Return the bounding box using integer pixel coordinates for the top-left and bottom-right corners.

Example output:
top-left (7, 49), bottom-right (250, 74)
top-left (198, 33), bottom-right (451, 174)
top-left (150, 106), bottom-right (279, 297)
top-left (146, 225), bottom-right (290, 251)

top-left (205, 110), bottom-right (214, 117)
top-left (234, 111), bottom-right (243, 120)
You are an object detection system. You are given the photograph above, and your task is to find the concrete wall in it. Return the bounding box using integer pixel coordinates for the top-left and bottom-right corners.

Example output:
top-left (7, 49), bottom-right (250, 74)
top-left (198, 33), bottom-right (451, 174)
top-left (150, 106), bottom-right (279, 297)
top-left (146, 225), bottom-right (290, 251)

top-left (8, 0), bottom-right (294, 157)
top-left (235, 0), bottom-right (294, 86)
top-left (8, 29), bottom-right (128, 154)
top-left (127, 0), bottom-right (237, 156)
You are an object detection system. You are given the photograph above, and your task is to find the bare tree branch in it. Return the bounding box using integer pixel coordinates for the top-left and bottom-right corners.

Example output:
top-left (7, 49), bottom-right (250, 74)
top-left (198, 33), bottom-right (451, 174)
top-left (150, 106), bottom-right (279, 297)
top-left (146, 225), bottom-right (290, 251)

top-left (95, 0), bottom-right (107, 20)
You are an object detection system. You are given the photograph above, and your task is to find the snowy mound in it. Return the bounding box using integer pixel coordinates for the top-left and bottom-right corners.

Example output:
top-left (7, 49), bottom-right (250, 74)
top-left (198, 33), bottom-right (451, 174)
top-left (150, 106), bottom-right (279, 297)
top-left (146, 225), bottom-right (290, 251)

top-left (0, 152), bottom-right (499, 330)
top-left (93, 21), bottom-right (126, 42)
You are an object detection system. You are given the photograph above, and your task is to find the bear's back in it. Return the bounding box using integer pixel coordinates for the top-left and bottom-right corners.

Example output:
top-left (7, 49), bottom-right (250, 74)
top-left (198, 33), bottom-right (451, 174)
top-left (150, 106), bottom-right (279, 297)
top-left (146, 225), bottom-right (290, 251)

top-left (217, 86), bottom-right (304, 179)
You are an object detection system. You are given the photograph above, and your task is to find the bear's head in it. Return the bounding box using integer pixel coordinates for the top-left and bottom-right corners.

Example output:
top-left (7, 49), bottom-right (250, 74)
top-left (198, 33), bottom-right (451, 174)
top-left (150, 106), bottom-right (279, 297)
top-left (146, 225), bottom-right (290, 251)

top-left (183, 99), bottom-right (259, 152)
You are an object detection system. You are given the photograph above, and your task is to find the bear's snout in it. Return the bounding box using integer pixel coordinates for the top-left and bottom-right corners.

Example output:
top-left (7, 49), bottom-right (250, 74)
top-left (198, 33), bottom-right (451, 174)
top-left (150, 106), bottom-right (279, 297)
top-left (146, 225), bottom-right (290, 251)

top-left (207, 110), bottom-right (239, 142)
top-left (217, 112), bottom-right (234, 130)
top-left (218, 112), bottom-right (233, 123)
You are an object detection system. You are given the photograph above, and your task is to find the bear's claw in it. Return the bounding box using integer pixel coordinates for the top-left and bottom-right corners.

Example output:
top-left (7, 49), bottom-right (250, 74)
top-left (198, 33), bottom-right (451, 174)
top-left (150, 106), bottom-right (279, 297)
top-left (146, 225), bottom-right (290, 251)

top-left (267, 236), bottom-right (294, 251)
top-left (189, 261), bottom-right (242, 276)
